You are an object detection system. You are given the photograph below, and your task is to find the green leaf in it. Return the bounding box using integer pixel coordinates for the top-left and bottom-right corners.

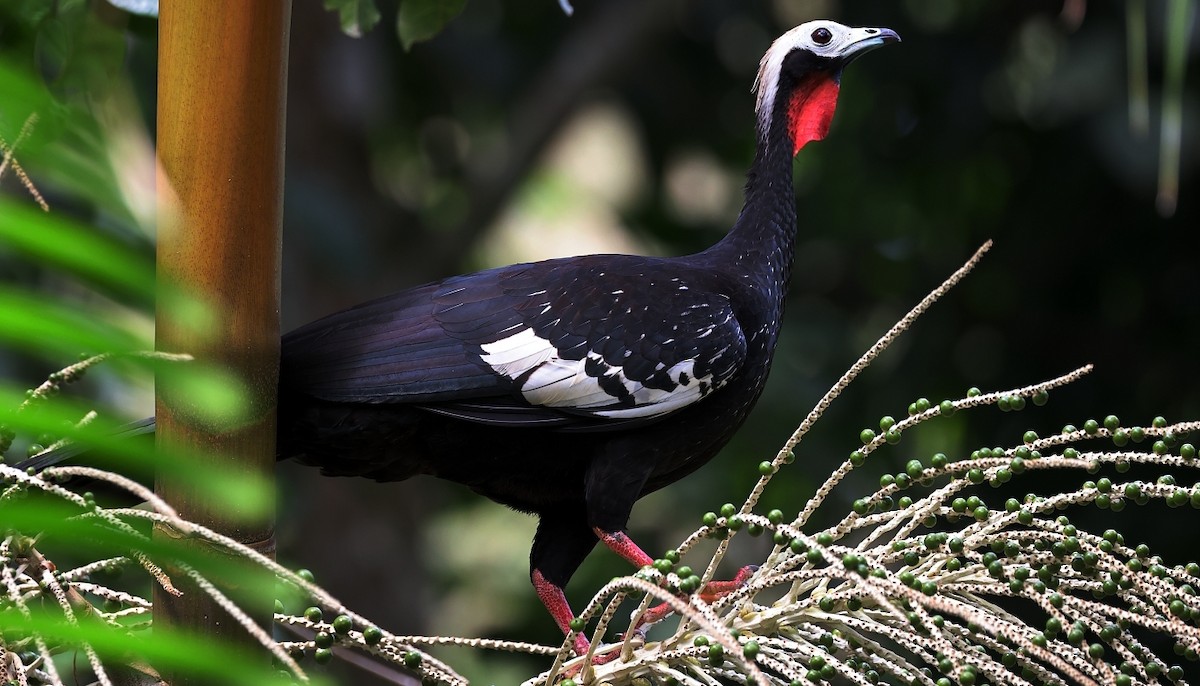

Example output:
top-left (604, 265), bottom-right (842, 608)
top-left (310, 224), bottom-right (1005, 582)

top-left (397, 0), bottom-right (467, 51)
top-left (157, 361), bottom-right (251, 429)
top-left (323, 0), bottom-right (381, 38)
top-left (1, 595), bottom-right (284, 686)
top-left (0, 286), bottom-right (149, 360)
top-left (0, 196), bottom-right (154, 306)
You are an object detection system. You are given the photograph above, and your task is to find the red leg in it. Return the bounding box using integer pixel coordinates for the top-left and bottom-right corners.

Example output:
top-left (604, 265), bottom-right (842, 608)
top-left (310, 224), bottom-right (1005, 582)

top-left (592, 527), bottom-right (654, 568)
top-left (697, 564), bottom-right (758, 602)
top-left (532, 569), bottom-right (591, 657)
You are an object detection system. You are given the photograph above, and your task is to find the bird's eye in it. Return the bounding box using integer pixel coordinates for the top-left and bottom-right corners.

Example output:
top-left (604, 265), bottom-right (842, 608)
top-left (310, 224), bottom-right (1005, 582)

top-left (811, 27), bottom-right (833, 45)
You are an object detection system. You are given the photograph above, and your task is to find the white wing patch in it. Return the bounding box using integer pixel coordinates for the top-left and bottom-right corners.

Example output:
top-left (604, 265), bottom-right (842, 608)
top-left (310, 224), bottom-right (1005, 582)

top-left (479, 327), bottom-right (715, 420)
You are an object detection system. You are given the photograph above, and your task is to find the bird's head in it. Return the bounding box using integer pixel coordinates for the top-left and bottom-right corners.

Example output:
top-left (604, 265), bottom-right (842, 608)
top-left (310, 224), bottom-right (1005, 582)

top-left (754, 21), bottom-right (900, 155)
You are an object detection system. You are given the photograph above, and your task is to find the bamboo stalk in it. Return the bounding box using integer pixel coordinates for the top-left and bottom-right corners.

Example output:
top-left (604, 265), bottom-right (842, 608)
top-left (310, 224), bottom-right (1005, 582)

top-left (155, 1), bottom-right (290, 682)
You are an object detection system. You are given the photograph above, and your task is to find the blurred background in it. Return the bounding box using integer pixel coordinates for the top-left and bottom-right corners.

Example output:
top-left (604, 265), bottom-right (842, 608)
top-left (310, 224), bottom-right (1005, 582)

top-left (2, 0), bottom-right (1198, 683)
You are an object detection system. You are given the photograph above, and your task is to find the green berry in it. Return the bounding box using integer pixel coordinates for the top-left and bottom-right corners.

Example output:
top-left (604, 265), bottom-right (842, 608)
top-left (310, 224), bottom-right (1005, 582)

top-left (303, 606), bottom-right (323, 623)
top-left (332, 615), bottom-right (352, 634)
top-left (1104, 415), bottom-right (1121, 431)
top-left (707, 643), bottom-right (724, 666)
top-left (363, 626), bottom-right (383, 645)
top-left (860, 428), bottom-right (876, 444)
top-left (313, 647), bottom-right (333, 664)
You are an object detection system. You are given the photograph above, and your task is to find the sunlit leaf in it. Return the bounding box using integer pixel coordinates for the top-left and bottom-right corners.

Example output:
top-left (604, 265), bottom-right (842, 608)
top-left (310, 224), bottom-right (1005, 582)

top-left (0, 489), bottom-right (278, 594)
top-left (324, 0), bottom-right (381, 38)
top-left (396, 0), bottom-right (467, 51)
top-left (0, 196), bottom-right (154, 306)
top-left (0, 61), bottom-right (53, 142)
top-left (156, 361), bottom-right (252, 429)
top-left (0, 386), bottom-right (272, 517)
top-left (2, 608), bottom-right (284, 686)
top-left (0, 286), bottom-right (148, 360)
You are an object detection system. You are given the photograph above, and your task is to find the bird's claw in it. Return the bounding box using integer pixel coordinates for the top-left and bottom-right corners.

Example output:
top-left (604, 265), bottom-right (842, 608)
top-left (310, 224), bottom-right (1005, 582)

top-left (635, 564), bottom-right (759, 629)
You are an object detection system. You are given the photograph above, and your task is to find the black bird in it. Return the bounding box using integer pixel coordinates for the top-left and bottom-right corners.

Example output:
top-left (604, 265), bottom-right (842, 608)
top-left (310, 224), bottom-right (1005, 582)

top-left (22, 20), bottom-right (898, 656)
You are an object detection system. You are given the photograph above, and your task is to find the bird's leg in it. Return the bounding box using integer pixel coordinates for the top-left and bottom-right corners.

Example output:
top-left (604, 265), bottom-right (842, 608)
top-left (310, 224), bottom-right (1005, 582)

top-left (531, 568), bottom-right (592, 657)
top-left (530, 509), bottom-right (624, 660)
top-left (591, 527), bottom-right (654, 568)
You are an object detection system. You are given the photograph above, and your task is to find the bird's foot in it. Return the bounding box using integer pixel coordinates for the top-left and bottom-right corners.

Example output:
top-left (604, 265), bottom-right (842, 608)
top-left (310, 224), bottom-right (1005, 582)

top-left (696, 563), bottom-right (758, 603)
top-left (638, 564), bottom-right (758, 626)
top-left (559, 636), bottom-right (622, 680)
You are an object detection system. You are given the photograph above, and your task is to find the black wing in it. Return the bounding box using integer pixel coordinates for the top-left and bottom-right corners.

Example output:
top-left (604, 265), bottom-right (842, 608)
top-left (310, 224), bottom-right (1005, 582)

top-left (281, 255), bottom-right (747, 428)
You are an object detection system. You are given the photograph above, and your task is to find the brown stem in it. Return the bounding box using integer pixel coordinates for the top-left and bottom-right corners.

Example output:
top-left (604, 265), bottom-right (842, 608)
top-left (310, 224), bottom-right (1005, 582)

top-left (154, 1), bottom-right (289, 683)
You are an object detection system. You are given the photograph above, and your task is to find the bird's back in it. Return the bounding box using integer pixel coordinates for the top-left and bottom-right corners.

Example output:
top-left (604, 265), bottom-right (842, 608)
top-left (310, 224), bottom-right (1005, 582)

top-left (276, 251), bottom-right (775, 511)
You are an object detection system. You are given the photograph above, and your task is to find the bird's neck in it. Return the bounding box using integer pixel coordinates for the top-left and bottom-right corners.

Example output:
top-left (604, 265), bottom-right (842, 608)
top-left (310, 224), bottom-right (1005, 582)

top-left (703, 120), bottom-right (799, 294)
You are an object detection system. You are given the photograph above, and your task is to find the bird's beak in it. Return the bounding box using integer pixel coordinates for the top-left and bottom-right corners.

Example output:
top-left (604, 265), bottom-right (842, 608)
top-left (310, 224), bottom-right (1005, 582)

top-left (839, 27), bottom-right (901, 64)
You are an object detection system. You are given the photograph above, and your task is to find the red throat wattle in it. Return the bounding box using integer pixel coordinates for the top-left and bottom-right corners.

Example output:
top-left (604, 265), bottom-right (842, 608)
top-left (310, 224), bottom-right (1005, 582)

top-left (787, 74), bottom-right (841, 155)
